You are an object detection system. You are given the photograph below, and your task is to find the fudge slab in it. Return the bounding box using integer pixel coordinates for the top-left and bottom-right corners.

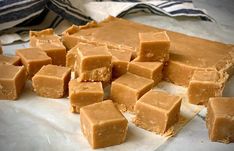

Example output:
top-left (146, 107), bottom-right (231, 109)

top-left (128, 61), bottom-right (163, 85)
top-left (110, 72), bottom-right (154, 112)
top-left (80, 100), bottom-right (128, 149)
top-left (206, 97), bottom-right (234, 143)
top-left (76, 43), bottom-right (112, 82)
top-left (133, 90), bottom-right (182, 134)
top-left (32, 64), bottom-right (71, 98)
top-left (0, 55), bottom-right (21, 65)
top-left (188, 70), bottom-right (227, 105)
top-left (62, 16), bottom-right (234, 86)
top-left (69, 80), bottom-right (103, 113)
top-left (138, 31), bottom-right (170, 62)
top-left (30, 29), bottom-right (66, 66)
top-left (0, 65), bottom-right (27, 100)
top-left (108, 47), bottom-right (132, 79)
top-left (16, 48), bottom-right (52, 79)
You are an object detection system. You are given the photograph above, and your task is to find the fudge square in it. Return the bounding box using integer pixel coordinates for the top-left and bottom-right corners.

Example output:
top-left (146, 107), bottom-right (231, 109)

top-left (0, 65), bottom-right (27, 100)
top-left (32, 64), bottom-right (71, 98)
top-left (69, 79), bottom-right (103, 113)
top-left (16, 48), bottom-right (52, 79)
top-left (128, 61), bottom-right (163, 85)
top-left (206, 97), bottom-right (234, 143)
top-left (30, 29), bottom-right (66, 66)
top-left (188, 70), bottom-right (226, 105)
top-left (133, 90), bottom-right (182, 134)
top-left (0, 55), bottom-right (21, 65)
top-left (76, 43), bottom-right (112, 82)
top-left (107, 47), bottom-right (132, 79)
top-left (110, 72), bottom-right (154, 112)
top-left (80, 100), bottom-right (128, 149)
top-left (138, 31), bottom-right (170, 62)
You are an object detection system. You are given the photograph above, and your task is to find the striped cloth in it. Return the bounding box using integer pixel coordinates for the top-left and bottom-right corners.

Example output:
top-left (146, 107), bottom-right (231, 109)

top-left (0, 0), bottom-right (213, 44)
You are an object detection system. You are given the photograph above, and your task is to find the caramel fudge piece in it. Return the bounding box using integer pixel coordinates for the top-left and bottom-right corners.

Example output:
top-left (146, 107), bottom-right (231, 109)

top-left (69, 80), bottom-right (103, 113)
top-left (138, 32), bottom-right (170, 62)
top-left (63, 17), bottom-right (234, 86)
top-left (76, 43), bottom-right (112, 82)
top-left (16, 48), bottom-right (52, 79)
top-left (128, 61), bottom-right (163, 85)
top-left (30, 29), bottom-right (66, 66)
top-left (32, 64), bottom-right (71, 98)
top-left (133, 90), bottom-right (182, 134)
top-left (206, 97), bottom-right (234, 143)
top-left (0, 55), bottom-right (21, 65)
top-left (0, 65), bottom-right (27, 100)
top-left (110, 72), bottom-right (154, 112)
top-left (188, 70), bottom-right (227, 105)
top-left (108, 48), bottom-right (132, 79)
top-left (80, 100), bottom-right (128, 149)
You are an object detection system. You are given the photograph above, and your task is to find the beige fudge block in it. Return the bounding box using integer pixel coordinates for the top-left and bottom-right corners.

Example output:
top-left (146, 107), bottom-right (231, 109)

top-left (30, 29), bottom-right (66, 66)
top-left (80, 100), bottom-right (128, 149)
top-left (134, 90), bottom-right (182, 134)
top-left (0, 65), bottom-right (27, 100)
top-left (0, 55), bottom-right (21, 65)
top-left (108, 48), bottom-right (132, 79)
top-left (128, 61), bottom-right (163, 85)
top-left (76, 43), bottom-right (112, 82)
top-left (110, 72), bottom-right (154, 112)
top-left (138, 31), bottom-right (170, 62)
top-left (32, 64), bottom-right (71, 98)
top-left (69, 80), bottom-right (103, 113)
top-left (188, 70), bottom-right (227, 105)
top-left (206, 97), bottom-right (234, 143)
top-left (16, 48), bottom-right (52, 79)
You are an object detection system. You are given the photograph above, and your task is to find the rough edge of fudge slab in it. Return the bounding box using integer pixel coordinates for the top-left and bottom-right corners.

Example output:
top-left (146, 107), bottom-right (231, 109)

top-left (62, 19), bottom-right (137, 58)
top-left (30, 28), bottom-right (54, 38)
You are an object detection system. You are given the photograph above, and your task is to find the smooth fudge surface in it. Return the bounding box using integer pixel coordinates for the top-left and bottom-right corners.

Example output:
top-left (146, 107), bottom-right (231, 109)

top-left (80, 100), bottom-right (128, 149)
top-left (69, 79), bottom-right (103, 113)
top-left (76, 43), bottom-right (112, 82)
top-left (138, 31), bottom-right (170, 62)
top-left (188, 70), bottom-right (226, 105)
top-left (108, 48), bottom-right (132, 79)
top-left (62, 17), bottom-right (234, 86)
top-left (16, 48), bottom-right (52, 79)
top-left (206, 97), bottom-right (234, 143)
top-left (134, 90), bottom-right (182, 134)
top-left (0, 65), bottom-right (27, 100)
top-left (128, 61), bottom-right (163, 85)
top-left (30, 29), bottom-right (66, 66)
top-left (0, 55), bottom-right (21, 65)
top-left (32, 64), bottom-right (71, 98)
top-left (110, 72), bottom-right (154, 112)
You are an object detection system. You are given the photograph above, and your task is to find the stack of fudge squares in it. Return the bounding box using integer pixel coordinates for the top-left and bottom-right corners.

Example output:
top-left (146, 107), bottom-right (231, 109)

top-left (0, 17), bottom-right (234, 149)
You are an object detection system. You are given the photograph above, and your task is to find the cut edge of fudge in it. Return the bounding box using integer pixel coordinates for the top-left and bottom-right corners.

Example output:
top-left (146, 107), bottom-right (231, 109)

top-left (0, 55), bottom-right (21, 65)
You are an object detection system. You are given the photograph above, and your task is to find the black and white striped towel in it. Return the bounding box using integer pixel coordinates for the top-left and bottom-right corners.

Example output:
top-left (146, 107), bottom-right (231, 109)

top-left (0, 0), bottom-right (213, 44)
